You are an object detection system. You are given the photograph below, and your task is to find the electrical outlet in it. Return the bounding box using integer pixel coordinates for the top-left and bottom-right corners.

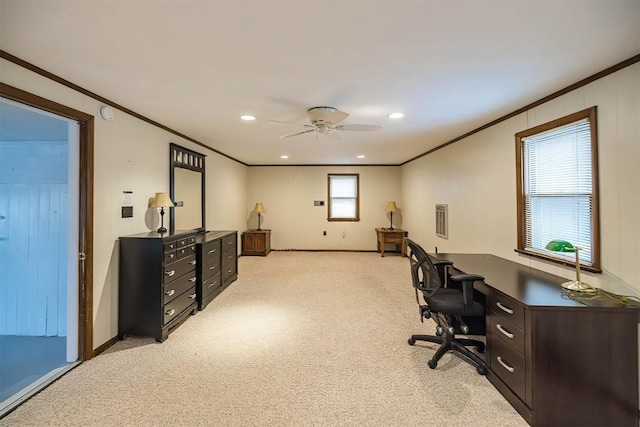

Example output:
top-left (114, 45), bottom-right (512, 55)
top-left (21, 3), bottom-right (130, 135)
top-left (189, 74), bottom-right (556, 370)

top-left (323, 231), bottom-right (327, 236)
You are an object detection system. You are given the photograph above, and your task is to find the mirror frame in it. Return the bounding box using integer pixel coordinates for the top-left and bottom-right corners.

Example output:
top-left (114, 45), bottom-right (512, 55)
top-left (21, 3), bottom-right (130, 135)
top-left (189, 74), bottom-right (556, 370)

top-left (169, 143), bottom-right (206, 234)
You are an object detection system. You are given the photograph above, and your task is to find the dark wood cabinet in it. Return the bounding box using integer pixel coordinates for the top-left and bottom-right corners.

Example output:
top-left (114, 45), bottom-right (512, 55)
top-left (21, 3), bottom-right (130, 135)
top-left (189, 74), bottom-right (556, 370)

top-left (195, 230), bottom-right (238, 310)
top-left (241, 229), bottom-right (271, 256)
top-left (118, 230), bottom-right (200, 342)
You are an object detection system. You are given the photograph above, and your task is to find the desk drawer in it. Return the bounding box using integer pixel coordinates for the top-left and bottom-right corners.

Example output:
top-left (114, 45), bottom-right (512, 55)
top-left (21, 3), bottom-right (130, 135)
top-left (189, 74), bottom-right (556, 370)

top-left (488, 292), bottom-right (525, 331)
top-left (491, 333), bottom-right (526, 400)
top-left (489, 310), bottom-right (525, 355)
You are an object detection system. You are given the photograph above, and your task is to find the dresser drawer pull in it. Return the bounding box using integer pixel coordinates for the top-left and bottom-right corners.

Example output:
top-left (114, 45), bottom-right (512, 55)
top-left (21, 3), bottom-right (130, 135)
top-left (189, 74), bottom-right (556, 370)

top-left (189, 277), bottom-right (196, 282)
top-left (227, 255), bottom-right (233, 260)
top-left (208, 249), bottom-right (217, 254)
top-left (165, 289), bottom-right (175, 296)
top-left (168, 253), bottom-right (175, 259)
top-left (227, 241), bottom-right (232, 245)
top-left (496, 324), bottom-right (514, 339)
top-left (165, 270), bottom-right (175, 277)
top-left (227, 269), bottom-right (232, 273)
top-left (496, 356), bottom-right (515, 373)
top-left (208, 281), bottom-right (218, 288)
top-left (168, 244), bottom-right (175, 249)
top-left (189, 260), bottom-right (196, 265)
top-left (165, 309), bottom-right (175, 316)
top-left (188, 293), bottom-right (197, 299)
top-left (209, 265), bottom-right (217, 270)
top-left (496, 302), bottom-right (514, 314)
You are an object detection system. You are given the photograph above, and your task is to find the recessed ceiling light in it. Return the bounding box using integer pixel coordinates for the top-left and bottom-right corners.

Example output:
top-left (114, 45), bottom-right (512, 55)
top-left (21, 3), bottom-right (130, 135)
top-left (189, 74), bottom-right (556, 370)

top-left (240, 115), bottom-right (256, 121)
top-left (281, 155), bottom-right (289, 159)
top-left (357, 155), bottom-right (365, 159)
top-left (387, 113), bottom-right (404, 119)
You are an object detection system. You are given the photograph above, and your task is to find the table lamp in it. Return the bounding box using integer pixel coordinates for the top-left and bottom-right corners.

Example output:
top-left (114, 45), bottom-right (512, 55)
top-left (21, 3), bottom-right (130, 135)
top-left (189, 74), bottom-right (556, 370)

top-left (150, 192), bottom-right (174, 233)
top-left (545, 239), bottom-right (596, 293)
top-left (385, 202), bottom-right (399, 229)
top-left (252, 202), bottom-right (266, 230)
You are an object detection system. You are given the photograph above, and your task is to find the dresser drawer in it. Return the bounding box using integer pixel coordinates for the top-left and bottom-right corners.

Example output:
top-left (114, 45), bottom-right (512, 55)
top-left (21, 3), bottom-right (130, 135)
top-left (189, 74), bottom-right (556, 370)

top-left (222, 234), bottom-right (236, 251)
top-left (489, 310), bottom-right (525, 355)
top-left (488, 292), bottom-right (525, 331)
top-left (202, 271), bottom-right (222, 298)
top-left (163, 250), bottom-right (177, 263)
top-left (163, 255), bottom-right (196, 284)
top-left (491, 332), bottom-right (526, 400)
top-left (163, 271), bottom-right (197, 305)
top-left (163, 288), bottom-right (196, 325)
top-left (203, 240), bottom-right (221, 259)
top-left (164, 241), bottom-right (178, 252)
top-left (176, 244), bottom-right (196, 260)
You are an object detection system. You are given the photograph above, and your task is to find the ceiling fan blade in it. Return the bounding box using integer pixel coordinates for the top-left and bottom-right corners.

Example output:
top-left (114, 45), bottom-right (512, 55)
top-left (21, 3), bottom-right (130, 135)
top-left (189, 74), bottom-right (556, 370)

top-left (327, 128), bottom-right (345, 140)
top-left (280, 129), bottom-right (316, 139)
top-left (325, 109), bottom-right (349, 124)
top-left (334, 124), bottom-right (382, 132)
top-left (269, 120), bottom-right (314, 127)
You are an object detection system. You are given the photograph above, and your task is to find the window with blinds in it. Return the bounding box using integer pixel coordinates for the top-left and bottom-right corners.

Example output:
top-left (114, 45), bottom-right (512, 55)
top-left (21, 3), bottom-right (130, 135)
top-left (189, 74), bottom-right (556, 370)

top-left (327, 174), bottom-right (360, 221)
top-left (516, 107), bottom-right (600, 270)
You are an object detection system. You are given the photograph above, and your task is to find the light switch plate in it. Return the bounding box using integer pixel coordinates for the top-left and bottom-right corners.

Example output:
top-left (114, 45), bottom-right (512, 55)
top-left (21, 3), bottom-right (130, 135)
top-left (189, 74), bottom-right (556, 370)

top-left (122, 206), bottom-right (133, 218)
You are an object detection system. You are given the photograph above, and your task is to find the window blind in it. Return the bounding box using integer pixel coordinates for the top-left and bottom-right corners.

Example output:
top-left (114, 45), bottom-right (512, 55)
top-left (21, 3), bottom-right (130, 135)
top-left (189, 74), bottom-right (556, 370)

top-left (522, 118), bottom-right (593, 264)
top-left (329, 175), bottom-right (357, 219)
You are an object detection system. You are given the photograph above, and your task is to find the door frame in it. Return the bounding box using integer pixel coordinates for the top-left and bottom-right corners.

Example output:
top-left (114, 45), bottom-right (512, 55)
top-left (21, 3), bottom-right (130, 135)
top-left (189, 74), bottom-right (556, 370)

top-left (0, 82), bottom-right (94, 360)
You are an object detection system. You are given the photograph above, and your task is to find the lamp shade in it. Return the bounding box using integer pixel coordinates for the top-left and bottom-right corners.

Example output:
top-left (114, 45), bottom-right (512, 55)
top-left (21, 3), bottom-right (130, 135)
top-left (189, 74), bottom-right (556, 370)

top-left (252, 202), bottom-right (266, 214)
top-left (150, 192), bottom-right (175, 208)
top-left (385, 202), bottom-right (399, 212)
top-left (545, 239), bottom-right (575, 253)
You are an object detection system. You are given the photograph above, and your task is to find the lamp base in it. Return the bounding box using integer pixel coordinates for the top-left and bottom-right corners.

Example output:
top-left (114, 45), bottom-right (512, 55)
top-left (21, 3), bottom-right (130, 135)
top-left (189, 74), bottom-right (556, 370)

top-left (156, 226), bottom-right (167, 233)
top-left (561, 280), bottom-right (597, 293)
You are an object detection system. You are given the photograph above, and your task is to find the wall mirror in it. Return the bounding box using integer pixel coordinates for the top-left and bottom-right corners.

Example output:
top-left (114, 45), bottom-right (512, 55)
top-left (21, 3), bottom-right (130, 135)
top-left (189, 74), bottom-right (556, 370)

top-left (169, 143), bottom-right (206, 233)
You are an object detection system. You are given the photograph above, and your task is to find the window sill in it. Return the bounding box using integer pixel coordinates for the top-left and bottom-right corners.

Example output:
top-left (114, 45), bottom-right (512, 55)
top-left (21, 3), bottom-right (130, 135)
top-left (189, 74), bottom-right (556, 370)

top-left (514, 248), bottom-right (601, 273)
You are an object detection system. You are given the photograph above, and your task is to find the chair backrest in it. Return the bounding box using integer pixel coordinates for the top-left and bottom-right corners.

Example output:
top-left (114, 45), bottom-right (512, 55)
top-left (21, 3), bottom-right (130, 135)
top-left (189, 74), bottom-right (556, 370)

top-left (406, 238), bottom-right (443, 295)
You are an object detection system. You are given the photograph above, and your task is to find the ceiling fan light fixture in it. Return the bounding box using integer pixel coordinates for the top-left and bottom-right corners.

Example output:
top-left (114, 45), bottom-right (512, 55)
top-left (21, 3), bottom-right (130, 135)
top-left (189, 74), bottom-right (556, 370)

top-left (240, 115), bottom-right (256, 121)
top-left (388, 112), bottom-right (404, 119)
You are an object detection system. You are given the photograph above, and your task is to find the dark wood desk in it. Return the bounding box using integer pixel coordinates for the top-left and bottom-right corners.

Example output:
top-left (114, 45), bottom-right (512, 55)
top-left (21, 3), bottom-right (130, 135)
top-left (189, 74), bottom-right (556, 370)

top-left (432, 253), bottom-right (639, 426)
top-left (375, 228), bottom-right (407, 257)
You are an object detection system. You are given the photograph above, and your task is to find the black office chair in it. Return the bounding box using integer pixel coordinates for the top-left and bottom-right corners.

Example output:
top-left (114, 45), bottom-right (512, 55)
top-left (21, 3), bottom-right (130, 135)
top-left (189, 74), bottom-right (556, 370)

top-left (405, 238), bottom-right (487, 375)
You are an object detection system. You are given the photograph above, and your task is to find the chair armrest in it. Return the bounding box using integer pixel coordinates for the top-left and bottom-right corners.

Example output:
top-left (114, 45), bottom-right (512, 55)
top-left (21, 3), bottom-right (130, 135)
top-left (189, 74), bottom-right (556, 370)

top-left (432, 259), bottom-right (454, 267)
top-left (450, 274), bottom-right (485, 306)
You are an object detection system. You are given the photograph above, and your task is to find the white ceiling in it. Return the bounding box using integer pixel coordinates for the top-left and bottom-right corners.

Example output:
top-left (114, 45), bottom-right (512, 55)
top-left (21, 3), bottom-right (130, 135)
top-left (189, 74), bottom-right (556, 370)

top-left (1, 0), bottom-right (638, 165)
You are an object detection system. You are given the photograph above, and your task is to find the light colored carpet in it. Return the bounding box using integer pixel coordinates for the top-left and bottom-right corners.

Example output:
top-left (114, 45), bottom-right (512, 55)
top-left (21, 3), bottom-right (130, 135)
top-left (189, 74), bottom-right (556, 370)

top-left (1, 251), bottom-right (527, 426)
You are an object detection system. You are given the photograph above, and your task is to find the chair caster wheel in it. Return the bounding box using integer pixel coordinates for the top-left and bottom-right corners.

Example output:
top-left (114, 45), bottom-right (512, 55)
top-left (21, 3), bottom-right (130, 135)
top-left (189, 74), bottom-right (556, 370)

top-left (408, 338), bottom-right (415, 345)
top-left (476, 343), bottom-right (485, 353)
top-left (428, 359), bottom-right (437, 369)
top-left (476, 365), bottom-right (487, 375)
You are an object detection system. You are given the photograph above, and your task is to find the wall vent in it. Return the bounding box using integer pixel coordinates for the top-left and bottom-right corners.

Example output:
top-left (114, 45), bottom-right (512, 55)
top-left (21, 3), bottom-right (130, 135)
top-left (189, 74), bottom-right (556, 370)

top-left (436, 204), bottom-right (448, 239)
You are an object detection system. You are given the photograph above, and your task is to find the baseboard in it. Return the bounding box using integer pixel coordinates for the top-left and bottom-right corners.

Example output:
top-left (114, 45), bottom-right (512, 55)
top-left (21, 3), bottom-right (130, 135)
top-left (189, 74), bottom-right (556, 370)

top-left (93, 336), bottom-right (119, 357)
top-left (270, 249), bottom-right (379, 253)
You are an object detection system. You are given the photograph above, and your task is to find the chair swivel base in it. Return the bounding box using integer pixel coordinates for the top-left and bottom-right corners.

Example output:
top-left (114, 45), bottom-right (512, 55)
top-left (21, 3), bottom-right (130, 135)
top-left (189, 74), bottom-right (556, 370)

top-left (408, 333), bottom-right (487, 375)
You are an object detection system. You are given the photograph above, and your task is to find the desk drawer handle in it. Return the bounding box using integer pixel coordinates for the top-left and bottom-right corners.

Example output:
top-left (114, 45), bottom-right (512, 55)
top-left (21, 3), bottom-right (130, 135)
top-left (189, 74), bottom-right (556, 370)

top-left (496, 324), bottom-right (514, 339)
top-left (165, 270), bottom-right (175, 277)
top-left (496, 356), bottom-right (515, 373)
top-left (208, 249), bottom-right (217, 254)
top-left (496, 302), bottom-right (514, 314)
top-left (165, 289), bottom-right (175, 296)
top-left (165, 309), bottom-right (175, 316)
top-left (189, 260), bottom-right (196, 265)
top-left (189, 277), bottom-right (196, 283)
top-left (188, 293), bottom-right (196, 299)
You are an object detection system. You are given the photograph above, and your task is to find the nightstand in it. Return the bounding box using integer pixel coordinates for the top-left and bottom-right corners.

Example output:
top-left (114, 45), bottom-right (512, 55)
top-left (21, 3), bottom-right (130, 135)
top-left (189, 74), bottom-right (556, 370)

top-left (241, 229), bottom-right (271, 256)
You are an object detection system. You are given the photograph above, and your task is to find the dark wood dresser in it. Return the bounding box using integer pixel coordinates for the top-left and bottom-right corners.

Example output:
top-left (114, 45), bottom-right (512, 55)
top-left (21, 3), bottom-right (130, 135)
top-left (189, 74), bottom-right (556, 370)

top-left (119, 230), bottom-right (200, 342)
top-left (241, 229), bottom-right (271, 256)
top-left (195, 230), bottom-right (238, 310)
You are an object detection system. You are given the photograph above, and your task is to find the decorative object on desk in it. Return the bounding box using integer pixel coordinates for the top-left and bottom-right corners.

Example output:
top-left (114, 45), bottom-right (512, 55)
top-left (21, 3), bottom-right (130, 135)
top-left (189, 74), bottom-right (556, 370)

top-left (252, 202), bottom-right (266, 230)
top-left (384, 201), bottom-right (399, 229)
top-left (149, 192), bottom-right (174, 233)
top-left (545, 239), bottom-right (596, 293)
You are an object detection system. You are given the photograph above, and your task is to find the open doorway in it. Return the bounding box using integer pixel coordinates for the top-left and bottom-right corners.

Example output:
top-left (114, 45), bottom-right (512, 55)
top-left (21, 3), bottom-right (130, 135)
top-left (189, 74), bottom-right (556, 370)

top-left (0, 85), bottom-right (93, 417)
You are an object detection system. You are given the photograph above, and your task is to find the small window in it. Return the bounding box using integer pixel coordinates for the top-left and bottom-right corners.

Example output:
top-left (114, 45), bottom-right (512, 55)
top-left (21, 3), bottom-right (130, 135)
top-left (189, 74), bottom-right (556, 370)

top-left (327, 174), bottom-right (360, 221)
top-left (515, 107), bottom-right (600, 271)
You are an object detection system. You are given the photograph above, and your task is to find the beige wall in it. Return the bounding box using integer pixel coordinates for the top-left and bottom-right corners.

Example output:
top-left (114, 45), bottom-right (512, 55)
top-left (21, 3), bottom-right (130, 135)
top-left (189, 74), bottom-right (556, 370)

top-left (402, 63), bottom-right (640, 296)
top-left (247, 166), bottom-right (401, 250)
top-left (1, 58), bottom-right (248, 349)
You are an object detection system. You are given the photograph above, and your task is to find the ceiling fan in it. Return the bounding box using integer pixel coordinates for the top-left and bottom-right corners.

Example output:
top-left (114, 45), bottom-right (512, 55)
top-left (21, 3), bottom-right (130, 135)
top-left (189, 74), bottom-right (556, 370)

top-left (270, 106), bottom-right (382, 139)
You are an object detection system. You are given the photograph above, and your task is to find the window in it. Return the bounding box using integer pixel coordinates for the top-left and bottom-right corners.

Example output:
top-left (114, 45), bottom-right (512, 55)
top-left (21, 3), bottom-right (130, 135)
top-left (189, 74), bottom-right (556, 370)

top-left (327, 174), bottom-right (360, 221)
top-left (515, 107), bottom-right (600, 271)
